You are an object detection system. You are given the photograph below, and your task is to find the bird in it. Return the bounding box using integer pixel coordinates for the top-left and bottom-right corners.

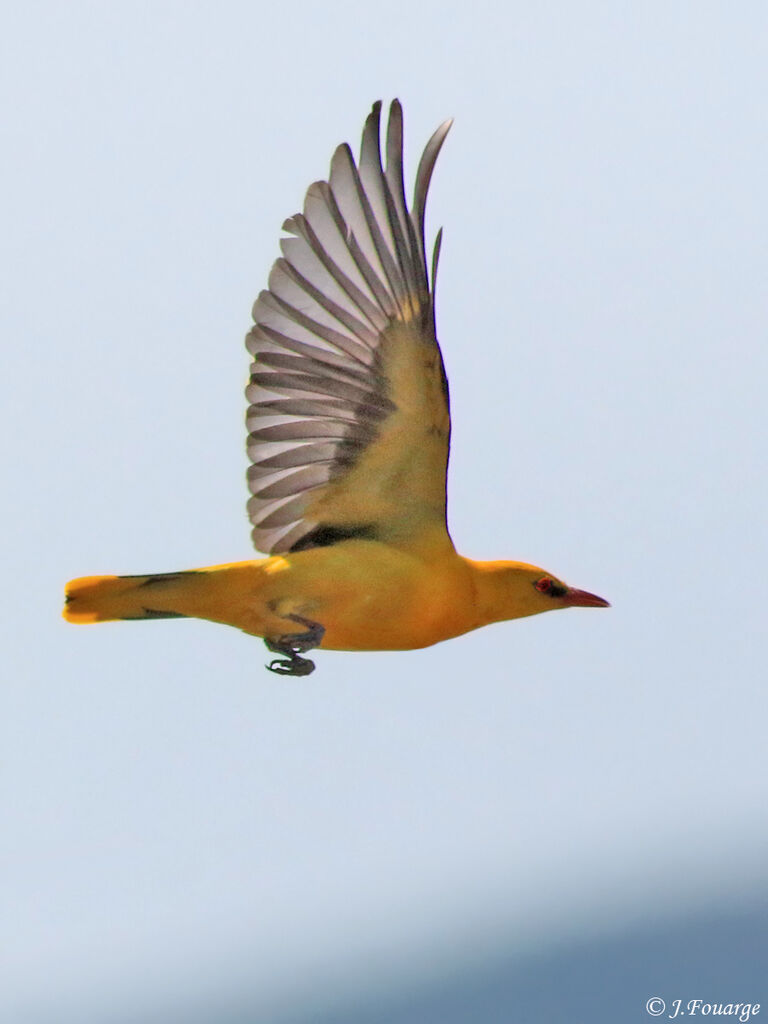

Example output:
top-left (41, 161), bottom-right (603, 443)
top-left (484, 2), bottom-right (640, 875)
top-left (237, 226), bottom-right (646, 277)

top-left (64, 99), bottom-right (609, 676)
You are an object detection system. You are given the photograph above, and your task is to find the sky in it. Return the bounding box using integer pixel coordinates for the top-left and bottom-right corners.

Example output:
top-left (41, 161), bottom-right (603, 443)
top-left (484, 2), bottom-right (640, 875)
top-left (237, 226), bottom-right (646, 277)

top-left (2, 2), bottom-right (767, 1021)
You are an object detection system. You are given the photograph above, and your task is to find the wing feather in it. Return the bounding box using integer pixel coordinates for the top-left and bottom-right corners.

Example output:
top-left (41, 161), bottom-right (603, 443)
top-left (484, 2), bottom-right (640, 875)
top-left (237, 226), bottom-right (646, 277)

top-left (246, 100), bottom-right (453, 554)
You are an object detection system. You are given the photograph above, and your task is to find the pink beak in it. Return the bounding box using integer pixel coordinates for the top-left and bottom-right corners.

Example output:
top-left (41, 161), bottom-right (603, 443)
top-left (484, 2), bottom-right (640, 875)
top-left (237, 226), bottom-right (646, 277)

top-left (565, 587), bottom-right (611, 608)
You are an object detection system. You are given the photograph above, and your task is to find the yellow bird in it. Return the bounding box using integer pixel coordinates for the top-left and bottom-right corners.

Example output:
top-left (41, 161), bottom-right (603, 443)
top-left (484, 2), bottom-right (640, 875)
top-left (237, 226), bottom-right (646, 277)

top-left (64, 100), bottom-right (609, 675)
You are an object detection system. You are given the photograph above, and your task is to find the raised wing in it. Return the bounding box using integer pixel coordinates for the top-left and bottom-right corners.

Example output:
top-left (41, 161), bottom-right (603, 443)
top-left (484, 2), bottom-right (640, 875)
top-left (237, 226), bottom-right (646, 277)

top-left (245, 100), bottom-right (453, 555)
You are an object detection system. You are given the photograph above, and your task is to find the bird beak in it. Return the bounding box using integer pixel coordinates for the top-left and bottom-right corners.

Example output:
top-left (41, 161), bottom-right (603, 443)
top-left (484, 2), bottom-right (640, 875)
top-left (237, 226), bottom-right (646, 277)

top-left (565, 587), bottom-right (610, 608)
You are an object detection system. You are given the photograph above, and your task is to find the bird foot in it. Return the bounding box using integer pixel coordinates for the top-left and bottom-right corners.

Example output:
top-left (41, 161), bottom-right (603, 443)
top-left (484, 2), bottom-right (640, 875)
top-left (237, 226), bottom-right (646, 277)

top-left (264, 615), bottom-right (325, 677)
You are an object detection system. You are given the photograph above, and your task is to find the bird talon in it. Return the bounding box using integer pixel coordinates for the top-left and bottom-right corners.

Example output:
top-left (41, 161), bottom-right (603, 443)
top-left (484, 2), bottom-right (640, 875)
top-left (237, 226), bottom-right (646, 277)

top-left (264, 616), bottom-right (323, 676)
top-left (266, 655), bottom-right (315, 677)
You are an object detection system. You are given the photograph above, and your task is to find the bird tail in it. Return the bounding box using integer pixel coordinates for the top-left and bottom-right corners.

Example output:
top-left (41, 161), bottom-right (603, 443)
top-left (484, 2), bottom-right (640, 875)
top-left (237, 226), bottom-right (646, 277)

top-left (63, 572), bottom-right (197, 623)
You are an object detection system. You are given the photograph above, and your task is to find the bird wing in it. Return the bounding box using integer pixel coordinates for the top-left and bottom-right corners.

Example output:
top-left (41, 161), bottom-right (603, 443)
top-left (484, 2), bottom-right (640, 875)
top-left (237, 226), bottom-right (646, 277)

top-left (245, 100), bottom-right (453, 555)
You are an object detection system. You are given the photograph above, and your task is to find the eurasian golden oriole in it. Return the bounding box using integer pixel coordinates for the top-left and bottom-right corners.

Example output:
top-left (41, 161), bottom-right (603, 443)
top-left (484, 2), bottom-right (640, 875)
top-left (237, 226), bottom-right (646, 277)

top-left (64, 101), bottom-right (609, 675)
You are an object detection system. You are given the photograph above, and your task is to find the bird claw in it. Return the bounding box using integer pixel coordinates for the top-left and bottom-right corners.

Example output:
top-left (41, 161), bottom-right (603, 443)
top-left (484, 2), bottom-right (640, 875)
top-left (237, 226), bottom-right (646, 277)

top-left (266, 654), bottom-right (316, 676)
top-left (264, 615), bottom-right (325, 677)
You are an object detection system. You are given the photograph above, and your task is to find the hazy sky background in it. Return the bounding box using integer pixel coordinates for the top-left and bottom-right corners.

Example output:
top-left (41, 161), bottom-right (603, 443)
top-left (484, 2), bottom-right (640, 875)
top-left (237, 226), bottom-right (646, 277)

top-left (3, 2), bottom-right (767, 1021)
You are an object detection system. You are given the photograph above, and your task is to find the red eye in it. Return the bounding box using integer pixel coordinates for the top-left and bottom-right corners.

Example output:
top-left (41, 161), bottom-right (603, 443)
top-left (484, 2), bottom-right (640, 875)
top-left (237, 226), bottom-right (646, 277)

top-left (535, 578), bottom-right (552, 593)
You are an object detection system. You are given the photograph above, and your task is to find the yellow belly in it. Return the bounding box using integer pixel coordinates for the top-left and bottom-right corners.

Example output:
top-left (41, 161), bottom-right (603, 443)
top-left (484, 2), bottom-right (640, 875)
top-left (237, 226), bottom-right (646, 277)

top-left (215, 541), bottom-right (478, 651)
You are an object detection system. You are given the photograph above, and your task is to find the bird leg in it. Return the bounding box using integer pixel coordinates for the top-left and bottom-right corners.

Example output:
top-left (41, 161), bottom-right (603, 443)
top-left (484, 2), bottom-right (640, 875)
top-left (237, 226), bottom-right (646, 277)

top-left (264, 614), bottom-right (325, 677)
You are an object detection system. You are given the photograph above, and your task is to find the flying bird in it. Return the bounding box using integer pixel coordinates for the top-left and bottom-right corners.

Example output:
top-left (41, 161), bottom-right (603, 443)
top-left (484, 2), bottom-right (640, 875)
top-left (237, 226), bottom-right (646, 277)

top-left (64, 100), bottom-right (609, 675)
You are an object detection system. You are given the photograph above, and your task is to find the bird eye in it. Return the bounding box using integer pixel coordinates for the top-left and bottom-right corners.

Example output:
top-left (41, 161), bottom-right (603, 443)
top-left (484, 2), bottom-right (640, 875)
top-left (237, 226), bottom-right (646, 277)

top-left (534, 577), bottom-right (552, 593)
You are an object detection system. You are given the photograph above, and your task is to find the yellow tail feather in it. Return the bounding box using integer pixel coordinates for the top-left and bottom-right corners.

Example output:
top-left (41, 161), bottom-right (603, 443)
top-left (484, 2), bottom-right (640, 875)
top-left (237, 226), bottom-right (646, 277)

top-left (63, 574), bottom-right (189, 623)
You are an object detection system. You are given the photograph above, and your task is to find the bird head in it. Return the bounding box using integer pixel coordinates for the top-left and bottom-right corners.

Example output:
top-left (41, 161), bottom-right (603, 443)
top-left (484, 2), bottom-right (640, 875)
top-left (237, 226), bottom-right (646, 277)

top-left (469, 559), bottom-right (610, 625)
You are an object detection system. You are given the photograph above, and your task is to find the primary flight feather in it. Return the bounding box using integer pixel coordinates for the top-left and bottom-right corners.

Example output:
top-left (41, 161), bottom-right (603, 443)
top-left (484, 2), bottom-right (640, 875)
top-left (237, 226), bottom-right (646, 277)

top-left (64, 100), bottom-right (609, 675)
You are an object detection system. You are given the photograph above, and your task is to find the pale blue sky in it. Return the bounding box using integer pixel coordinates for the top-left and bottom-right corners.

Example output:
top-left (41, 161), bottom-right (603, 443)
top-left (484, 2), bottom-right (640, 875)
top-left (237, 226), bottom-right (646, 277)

top-left (3, 2), bottom-right (767, 1020)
